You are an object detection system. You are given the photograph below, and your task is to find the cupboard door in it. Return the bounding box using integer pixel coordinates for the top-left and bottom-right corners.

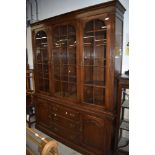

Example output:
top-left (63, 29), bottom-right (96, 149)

top-left (82, 115), bottom-right (106, 153)
top-left (52, 24), bottom-right (77, 99)
top-left (36, 99), bottom-right (50, 127)
top-left (82, 19), bottom-right (107, 106)
top-left (33, 29), bottom-right (50, 93)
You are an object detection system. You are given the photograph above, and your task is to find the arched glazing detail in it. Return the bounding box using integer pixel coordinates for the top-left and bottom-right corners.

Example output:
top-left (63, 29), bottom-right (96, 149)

top-left (83, 19), bottom-right (107, 105)
top-left (35, 31), bottom-right (49, 92)
top-left (52, 25), bottom-right (77, 98)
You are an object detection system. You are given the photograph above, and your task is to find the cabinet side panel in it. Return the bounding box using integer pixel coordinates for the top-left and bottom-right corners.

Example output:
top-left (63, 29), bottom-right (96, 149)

top-left (115, 16), bottom-right (123, 75)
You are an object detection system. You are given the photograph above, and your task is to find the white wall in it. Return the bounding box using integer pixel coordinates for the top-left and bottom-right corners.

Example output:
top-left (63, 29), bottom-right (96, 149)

top-left (27, 0), bottom-right (129, 72)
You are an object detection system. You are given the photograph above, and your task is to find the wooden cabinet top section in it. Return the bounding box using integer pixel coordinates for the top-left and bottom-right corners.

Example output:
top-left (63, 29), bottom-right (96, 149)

top-left (31, 0), bottom-right (125, 28)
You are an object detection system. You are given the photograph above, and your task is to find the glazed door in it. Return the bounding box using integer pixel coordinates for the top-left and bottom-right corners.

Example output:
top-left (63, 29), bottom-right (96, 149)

top-left (82, 114), bottom-right (113, 155)
top-left (80, 17), bottom-right (109, 108)
top-left (51, 23), bottom-right (80, 101)
top-left (33, 28), bottom-right (51, 94)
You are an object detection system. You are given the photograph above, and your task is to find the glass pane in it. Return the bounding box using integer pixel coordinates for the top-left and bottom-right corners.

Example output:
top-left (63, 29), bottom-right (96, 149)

top-left (94, 45), bottom-right (105, 66)
top-left (38, 78), bottom-right (44, 91)
top-left (62, 82), bottom-right (68, 97)
top-left (84, 32), bottom-right (94, 46)
top-left (68, 25), bottom-right (76, 35)
top-left (68, 84), bottom-right (77, 98)
top-left (60, 36), bottom-right (67, 48)
top-left (69, 65), bottom-right (76, 83)
top-left (93, 67), bottom-right (105, 86)
top-left (43, 64), bottom-right (48, 74)
top-left (37, 71), bottom-right (43, 79)
top-left (68, 47), bottom-right (76, 64)
top-left (36, 49), bottom-right (42, 63)
top-left (44, 80), bottom-right (49, 92)
top-left (60, 25), bottom-right (67, 36)
top-left (61, 47), bottom-right (68, 64)
top-left (68, 35), bottom-right (76, 47)
top-left (42, 49), bottom-right (48, 63)
top-left (84, 66), bottom-right (93, 84)
top-left (84, 46), bottom-right (94, 65)
top-left (54, 65), bottom-right (60, 80)
top-left (94, 87), bottom-right (105, 105)
top-left (85, 20), bottom-right (94, 32)
top-left (68, 65), bottom-right (76, 83)
top-left (53, 49), bottom-right (60, 64)
top-left (55, 81), bottom-right (61, 96)
top-left (95, 19), bottom-right (105, 30)
top-left (61, 65), bottom-right (68, 82)
top-left (84, 86), bottom-right (93, 103)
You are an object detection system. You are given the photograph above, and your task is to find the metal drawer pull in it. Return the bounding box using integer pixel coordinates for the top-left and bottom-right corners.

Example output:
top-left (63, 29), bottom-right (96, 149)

top-left (65, 112), bottom-right (68, 115)
top-left (54, 114), bottom-right (57, 116)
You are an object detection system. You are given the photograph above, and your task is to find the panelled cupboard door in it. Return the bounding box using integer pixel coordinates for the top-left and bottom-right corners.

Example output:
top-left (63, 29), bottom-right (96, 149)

top-left (36, 99), bottom-right (50, 128)
top-left (80, 14), bottom-right (112, 110)
top-left (50, 22), bottom-right (80, 102)
top-left (32, 27), bottom-right (51, 95)
top-left (82, 115), bottom-right (111, 155)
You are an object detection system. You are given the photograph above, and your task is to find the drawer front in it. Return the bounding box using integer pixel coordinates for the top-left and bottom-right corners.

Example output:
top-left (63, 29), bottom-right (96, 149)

top-left (50, 104), bottom-right (80, 121)
top-left (49, 113), bottom-right (82, 132)
top-left (50, 123), bottom-right (81, 144)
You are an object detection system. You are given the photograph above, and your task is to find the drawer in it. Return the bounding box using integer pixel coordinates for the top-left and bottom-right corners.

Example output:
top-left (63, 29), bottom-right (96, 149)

top-left (50, 104), bottom-right (80, 121)
top-left (49, 113), bottom-right (82, 132)
top-left (50, 123), bottom-right (81, 144)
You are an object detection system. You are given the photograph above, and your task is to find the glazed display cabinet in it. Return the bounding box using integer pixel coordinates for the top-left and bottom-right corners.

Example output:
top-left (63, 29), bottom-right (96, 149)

top-left (31, 1), bottom-right (125, 154)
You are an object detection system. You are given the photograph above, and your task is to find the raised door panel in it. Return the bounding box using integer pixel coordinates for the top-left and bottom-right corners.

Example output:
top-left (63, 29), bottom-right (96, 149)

top-left (82, 115), bottom-right (112, 155)
top-left (82, 115), bottom-right (106, 154)
top-left (36, 99), bottom-right (50, 128)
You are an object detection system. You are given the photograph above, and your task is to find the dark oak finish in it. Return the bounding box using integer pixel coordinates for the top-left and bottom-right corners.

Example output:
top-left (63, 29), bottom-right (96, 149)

top-left (31, 1), bottom-right (125, 154)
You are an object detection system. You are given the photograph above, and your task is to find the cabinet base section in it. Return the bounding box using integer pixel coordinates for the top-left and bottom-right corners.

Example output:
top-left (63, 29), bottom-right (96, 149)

top-left (35, 123), bottom-right (111, 155)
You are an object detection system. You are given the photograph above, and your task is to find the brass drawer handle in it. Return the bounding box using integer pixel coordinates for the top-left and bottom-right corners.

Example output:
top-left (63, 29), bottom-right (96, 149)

top-left (65, 112), bottom-right (68, 115)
